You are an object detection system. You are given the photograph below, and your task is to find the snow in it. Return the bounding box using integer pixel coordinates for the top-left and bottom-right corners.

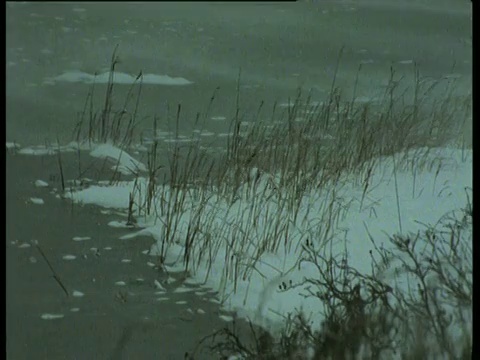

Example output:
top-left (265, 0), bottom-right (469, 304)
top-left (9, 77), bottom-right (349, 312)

top-left (47, 70), bottom-right (193, 85)
top-left (72, 290), bottom-right (85, 297)
top-left (58, 144), bottom-right (471, 355)
top-left (90, 144), bottom-right (147, 174)
top-left (6, 142), bottom-right (21, 150)
top-left (12, 131), bottom-right (464, 354)
top-left (29, 197), bottom-right (44, 205)
top-left (34, 180), bottom-right (49, 187)
top-left (40, 313), bottom-right (64, 320)
top-left (72, 236), bottom-right (91, 241)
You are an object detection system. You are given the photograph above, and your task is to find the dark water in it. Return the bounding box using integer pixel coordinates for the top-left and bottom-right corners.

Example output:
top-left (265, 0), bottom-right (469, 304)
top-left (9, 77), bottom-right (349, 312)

top-left (6, 152), bottom-right (255, 359)
top-left (6, 1), bottom-right (471, 145)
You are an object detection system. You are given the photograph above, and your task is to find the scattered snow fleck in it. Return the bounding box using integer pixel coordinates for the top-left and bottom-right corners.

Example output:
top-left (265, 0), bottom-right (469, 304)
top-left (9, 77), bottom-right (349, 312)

top-left (29, 256), bottom-right (37, 263)
top-left (197, 309), bottom-right (206, 315)
top-left (121, 259), bottom-right (132, 263)
top-left (18, 243), bottom-right (31, 249)
top-left (72, 8), bottom-right (86, 12)
top-left (398, 60), bottom-right (414, 64)
top-left (108, 220), bottom-right (130, 228)
top-left (200, 131), bottom-right (215, 137)
top-left (115, 281), bottom-right (126, 286)
top-left (41, 313), bottom-right (64, 320)
top-left (70, 308), bottom-right (80, 312)
top-left (72, 290), bottom-right (84, 297)
top-left (154, 280), bottom-right (165, 291)
top-left (62, 255), bottom-right (76, 260)
top-left (6, 142), bottom-right (21, 149)
top-left (194, 291), bottom-right (207, 296)
top-left (173, 287), bottom-right (194, 293)
top-left (141, 250), bottom-right (149, 255)
top-left (104, 247), bottom-right (112, 251)
top-left (47, 70), bottom-right (193, 85)
top-left (72, 236), bottom-right (90, 241)
top-left (147, 262), bottom-right (155, 267)
top-left (211, 116), bottom-right (226, 121)
top-left (30, 198), bottom-right (45, 205)
top-left (219, 314), bottom-right (234, 322)
top-left (443, 73), bottom-right (462, 79)
top-left (34, 180), bottom-right (49, 187)
top-left (183, 278), bottom-right (200, 286)
top-left (175, 300), bottom-right (187, 305)
top-left (156, 297), bottom-right (169, 301)
top-left (18, 147), bottom-right (56, 156)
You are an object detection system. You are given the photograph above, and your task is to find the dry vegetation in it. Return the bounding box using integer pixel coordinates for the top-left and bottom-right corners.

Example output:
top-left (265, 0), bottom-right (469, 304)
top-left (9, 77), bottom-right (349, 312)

top-left (66, 48), bottom-right (472, 359)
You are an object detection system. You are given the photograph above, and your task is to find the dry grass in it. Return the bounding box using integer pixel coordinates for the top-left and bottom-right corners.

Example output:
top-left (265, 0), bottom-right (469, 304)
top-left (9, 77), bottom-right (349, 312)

top-left (67, 48), bottom-right (471, 359)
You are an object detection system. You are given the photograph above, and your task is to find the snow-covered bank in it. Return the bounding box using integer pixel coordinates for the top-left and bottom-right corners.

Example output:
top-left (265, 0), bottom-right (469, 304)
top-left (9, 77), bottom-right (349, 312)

top-left (62, 145), bottom-right (472, 355)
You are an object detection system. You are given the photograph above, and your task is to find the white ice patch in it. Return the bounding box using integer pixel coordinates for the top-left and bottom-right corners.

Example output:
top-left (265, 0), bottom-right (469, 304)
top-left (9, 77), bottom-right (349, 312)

top-left (29, 198), bottom-right (45, 205)
top-left (173, 286), bottom-right (194, 293)
top-left (41, 313), bottom-right (64, 320)
top-left (18, 147), bottom-right (56, 156)
top-left (6, 142), bottom-right (21, 149)
top-left (183, 278), bottom-right (200, 286)
top-left (72, 236), bottom-right (91, 241)
top-left (90, 144), bottom-right (146, 174)
top-left (108, 220), bottom-right (130, 228)
top-left (35, 180), bottom-right (49, 187)
top-left (219, 315), bottom-right (234, 322)
top-left (154, 280), bottom-right (165, 291)
top-left (210, 116), bottom-right (226, 121)
top-left (72, 290), bottom-right (85, 297)
top-left (47, 70), bottom-right (193, 85)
